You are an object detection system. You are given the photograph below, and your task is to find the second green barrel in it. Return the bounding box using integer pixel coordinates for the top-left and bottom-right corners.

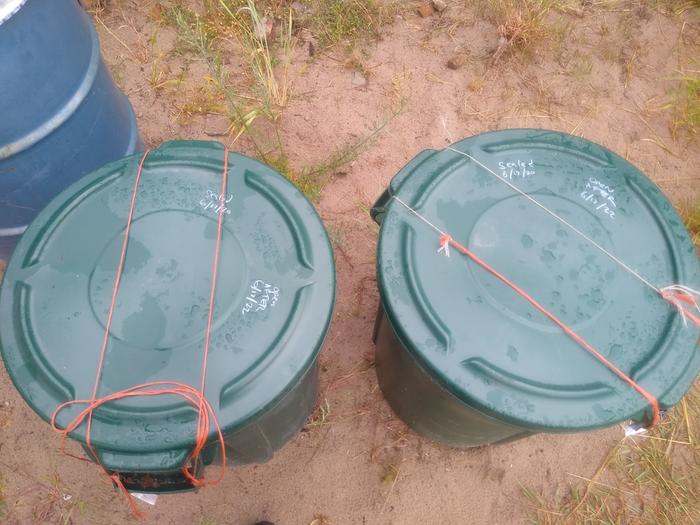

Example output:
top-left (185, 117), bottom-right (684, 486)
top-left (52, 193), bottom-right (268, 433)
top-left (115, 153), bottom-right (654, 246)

top-left (372, 129), bottom-right (700, 447)
top-left (0, 140), bottom-right (335, 491)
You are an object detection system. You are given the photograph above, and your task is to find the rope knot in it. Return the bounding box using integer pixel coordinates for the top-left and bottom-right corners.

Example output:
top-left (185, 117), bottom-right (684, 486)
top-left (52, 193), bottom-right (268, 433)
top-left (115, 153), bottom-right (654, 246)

top-left (438, 234), bottom-right (453, 257)
top-left (660, 285), bottom-right (700, 327)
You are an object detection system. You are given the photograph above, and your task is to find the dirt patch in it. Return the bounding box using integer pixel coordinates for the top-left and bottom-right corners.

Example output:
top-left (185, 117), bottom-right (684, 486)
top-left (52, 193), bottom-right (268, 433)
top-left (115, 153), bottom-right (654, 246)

top-left (1, 1), bottom-right (699, 524)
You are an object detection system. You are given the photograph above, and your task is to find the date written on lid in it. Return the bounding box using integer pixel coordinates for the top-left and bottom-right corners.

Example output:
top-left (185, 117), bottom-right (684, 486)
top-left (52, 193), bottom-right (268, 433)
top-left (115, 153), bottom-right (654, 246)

top-left (242, 279), bottom-right (280, 315)
top-left (498, 159), bottom-right (536, 180)
top-left (200, 189), bottom-right (233, 215)
top-left (580, 177), bottom-right (616, 219)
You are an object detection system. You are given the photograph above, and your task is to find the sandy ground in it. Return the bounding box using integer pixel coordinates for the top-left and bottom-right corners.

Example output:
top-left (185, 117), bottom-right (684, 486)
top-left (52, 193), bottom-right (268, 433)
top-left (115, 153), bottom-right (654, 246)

top-left (1, 1), bottom-right (699, 524)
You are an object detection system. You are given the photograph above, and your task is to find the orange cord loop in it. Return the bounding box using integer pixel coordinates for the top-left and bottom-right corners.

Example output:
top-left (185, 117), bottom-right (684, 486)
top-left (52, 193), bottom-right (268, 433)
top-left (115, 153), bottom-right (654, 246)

top-left (51, 148), bottom-right (231, 517)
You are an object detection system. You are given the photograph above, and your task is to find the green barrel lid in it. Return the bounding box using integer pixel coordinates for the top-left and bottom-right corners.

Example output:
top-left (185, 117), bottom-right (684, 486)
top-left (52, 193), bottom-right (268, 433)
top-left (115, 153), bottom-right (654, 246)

top-left (375, 129), bottom-right (700, 431)
top-left (0, 140), bottom-right (335, 470)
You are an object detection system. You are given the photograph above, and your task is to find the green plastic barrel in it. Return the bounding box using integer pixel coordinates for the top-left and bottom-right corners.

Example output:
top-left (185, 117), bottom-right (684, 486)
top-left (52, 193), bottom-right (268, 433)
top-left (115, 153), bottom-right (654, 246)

top-left (371, 129), bottom-right (700, 447)
top-left (0, 140), bottom-right (335, 491)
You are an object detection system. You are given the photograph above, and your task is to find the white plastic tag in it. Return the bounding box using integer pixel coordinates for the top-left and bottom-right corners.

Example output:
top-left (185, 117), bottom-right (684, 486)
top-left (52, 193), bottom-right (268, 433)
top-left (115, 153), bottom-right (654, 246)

top-left (130, 492), bottom-right (158, 506)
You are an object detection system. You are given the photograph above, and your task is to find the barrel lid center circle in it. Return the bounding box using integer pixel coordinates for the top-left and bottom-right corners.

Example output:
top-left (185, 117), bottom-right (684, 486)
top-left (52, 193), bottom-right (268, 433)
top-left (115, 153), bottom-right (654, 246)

top-left (88, 210), bottom-right (247, 350)
top-left (467, 194), bottom-right (616, 330)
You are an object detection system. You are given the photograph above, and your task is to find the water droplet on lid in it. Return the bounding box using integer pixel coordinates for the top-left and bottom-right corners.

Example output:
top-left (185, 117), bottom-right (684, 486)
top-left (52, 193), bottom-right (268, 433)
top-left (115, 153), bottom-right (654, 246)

top-left (540, 249), bottom-right (556, 263)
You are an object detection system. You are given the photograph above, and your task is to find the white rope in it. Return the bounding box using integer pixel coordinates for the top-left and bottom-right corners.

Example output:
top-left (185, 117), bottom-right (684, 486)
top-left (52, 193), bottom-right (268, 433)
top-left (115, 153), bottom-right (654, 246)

top-left (387, 182), bottom-right (700, 327)
top-left (391, 195), bottom-right (446, 236)
top-left (445, 146), bottom-right (661, 294)
top-left (390, 196), bottom-right (450, 257)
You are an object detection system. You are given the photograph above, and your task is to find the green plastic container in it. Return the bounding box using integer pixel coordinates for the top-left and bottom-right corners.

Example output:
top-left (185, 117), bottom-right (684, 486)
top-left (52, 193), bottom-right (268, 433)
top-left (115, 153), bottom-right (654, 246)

top-left (372, 129), bottom-right (700, 447)
top-left (0, 140), bottom-right (335, 491)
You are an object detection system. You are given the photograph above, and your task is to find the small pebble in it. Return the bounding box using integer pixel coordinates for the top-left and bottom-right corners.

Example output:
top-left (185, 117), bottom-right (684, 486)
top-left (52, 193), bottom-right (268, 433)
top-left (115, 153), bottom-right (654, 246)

top-left (418, 0), bottom-right (434, 17)
top-left (432, 0), bottom-right (447, 12)
top-left (352, 70), bottom-right (368, 88)
top-left (447, 54), bottom-right (466, 70)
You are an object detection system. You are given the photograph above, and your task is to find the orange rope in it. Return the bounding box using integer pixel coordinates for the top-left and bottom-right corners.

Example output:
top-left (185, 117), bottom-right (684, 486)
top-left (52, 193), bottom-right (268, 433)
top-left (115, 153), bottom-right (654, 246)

top-left (439, 233), bottom-right (661, 428)
top-left (51, 149), bottom-right (231, 517)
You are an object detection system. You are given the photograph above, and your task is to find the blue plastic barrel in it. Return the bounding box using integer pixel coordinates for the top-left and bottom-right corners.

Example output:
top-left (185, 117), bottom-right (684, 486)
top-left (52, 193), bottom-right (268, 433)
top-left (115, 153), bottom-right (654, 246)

top-left (0, 0), bottom-right (142, 259)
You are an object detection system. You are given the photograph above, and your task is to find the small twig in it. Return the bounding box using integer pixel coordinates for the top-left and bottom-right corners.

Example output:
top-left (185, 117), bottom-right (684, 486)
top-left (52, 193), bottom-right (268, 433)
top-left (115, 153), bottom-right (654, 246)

top-left (380, 465), bottom-right (401, 514)
top-left (655, 176), bottom-right (700, 185)
top-left (566, 442), bottom-right (619, 518)
top-left (640, 137), bottom-right (678, 157)
top-left (500, 114), bottom-right (554, 120)
top-left (566, 473), bottom-right (635, 496)
top-left (628, 434), bottom-right (691, 446)
top-left (424, 71), bottom-right (454, 85)
top-left (682, 399), bottom-right (693, 445)
top-left (570, 106), bottom-right (596, 136)
top-left (334, 242), bottom-right (355, 270)
top-left (307, 425), bottom-right (332, 465)
top-left (622, 106), bottom-right (678, 157)
top-left (94, 15), bottom-right (135, 58)
top-left (325, 361), bottom-right (374, 393)
top-left (307, 410), bottom-right (369, 428)
top-left (227, 125), bottom-right (246, 150)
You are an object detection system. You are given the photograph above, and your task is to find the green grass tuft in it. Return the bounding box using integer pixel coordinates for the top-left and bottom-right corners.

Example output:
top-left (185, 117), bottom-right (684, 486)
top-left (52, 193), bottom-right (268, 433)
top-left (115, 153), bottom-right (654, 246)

top-left (475, 0), bottom-right (560, 52)
top-left (162, 1), bottom-right (403, 202)
top-left (312, 0), bottom-right (395, 50)
top-left (268, 98), bottom-right (406, 201)
top-left (679, 199), bottom-right (700, 246)
top-left (668, 75), bottom-right (700, 138)
top-left (645, 0), bottom-right (700, 15)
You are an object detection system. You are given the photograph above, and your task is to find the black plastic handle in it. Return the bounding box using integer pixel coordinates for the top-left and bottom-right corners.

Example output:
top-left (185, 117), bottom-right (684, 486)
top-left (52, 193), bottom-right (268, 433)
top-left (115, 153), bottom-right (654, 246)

top-left (370, 149), bottom-right (438, 225)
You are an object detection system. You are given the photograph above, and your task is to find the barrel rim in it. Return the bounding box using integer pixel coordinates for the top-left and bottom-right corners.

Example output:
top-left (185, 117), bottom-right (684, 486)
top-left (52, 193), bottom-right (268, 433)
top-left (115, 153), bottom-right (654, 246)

top-left (376, 128), bottom-right (700, 431)
top-left (0, 140), bottom-right (337, 457)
